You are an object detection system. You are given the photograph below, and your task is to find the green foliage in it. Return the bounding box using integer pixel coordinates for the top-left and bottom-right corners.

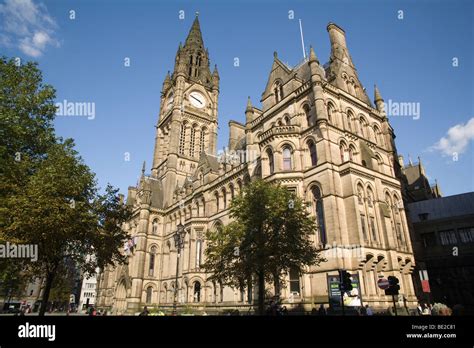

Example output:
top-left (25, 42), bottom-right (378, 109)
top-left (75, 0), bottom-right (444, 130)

top-left (0, 57), bottom-right (57, 207)
top-left (203, 179), bottom-right (325, 301)
top-left (0, 57), bottom-right (132, 314)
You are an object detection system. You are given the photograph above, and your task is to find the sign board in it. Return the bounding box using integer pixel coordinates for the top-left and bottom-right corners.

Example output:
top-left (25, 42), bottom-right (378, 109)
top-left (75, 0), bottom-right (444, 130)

top-left (327, 273), bottom-right (362, 308)
top-left (377, 278), bottom-right (390, 290)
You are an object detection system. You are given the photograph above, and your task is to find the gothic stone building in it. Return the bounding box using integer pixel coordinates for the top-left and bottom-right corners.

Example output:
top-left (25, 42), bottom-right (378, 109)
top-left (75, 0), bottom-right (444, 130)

top-left (96, 17), bottom-right (417, 314)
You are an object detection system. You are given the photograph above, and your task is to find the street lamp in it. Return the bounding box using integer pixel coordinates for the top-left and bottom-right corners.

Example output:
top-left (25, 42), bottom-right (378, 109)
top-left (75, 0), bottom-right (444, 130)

top-left (172, 222), bottom-right (186, 315)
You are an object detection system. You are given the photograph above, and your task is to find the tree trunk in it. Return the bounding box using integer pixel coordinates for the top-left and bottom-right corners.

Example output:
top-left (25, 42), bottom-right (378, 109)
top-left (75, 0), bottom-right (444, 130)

top-left (273, 272), bottom-right (280, 298)
top-left (257, 270), bottom-right (265, 315)
top-left (39, 267), bottom-right (56, 316)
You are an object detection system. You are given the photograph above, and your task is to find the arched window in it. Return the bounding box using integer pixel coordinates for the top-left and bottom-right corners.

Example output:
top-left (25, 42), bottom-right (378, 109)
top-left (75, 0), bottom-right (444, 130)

top-left (267, 149), bottom-right (274, 174)
top-left (373, 155), bottom-right (382, 172)
top-left (303, 104), bottom-right (312, 127)
top-left (195, 239), bottom-right (202, 268)
top-left (340, 143), bottom-right (349, 163)
top-left (374, 126), bottom-right (384, 147)
top-left (179, 123), bottom-right (187, 155)
top-left (349, 145), bottom-right (356, 162)
top-left (274, 80), bottom-right (283, 103)
top-left (237, 180), bottom-right (243, 193)
top-left (193, 282), bottom-right (201, 302)
top-left (200, 127), bottom-right (206, 154)
top-left (222, 188), bottom-right (227, 209)
top-left (146, 286), bottom-right (153, 304)
top-left (229, 184), bottom-right (235, 200)
top-left (346, 111), bottom-right (353, 132)
top-left (196, 53), bottom-right (202, 67)
top-left (312, 187), bottom-right (327, 245)
top-left (359, 117), bottom-right (367, 138)
top-left (189, 126), bottom-right (196, 157)
top-left (149, 246), bottom-right (156, 276)
top-left (284, 115), bottom-right (290, 125)
top-left (282, 147), bottom-right (292, 171)
top-left (357, 184), bottom-right (364, 204)
top-left (152, 219), bottom-right (158, 235)
top-left (367, 187), bottom-right (374, 207)
top-left (327, 103), bottom-right (336, 125)
top-left (214, 191), bottom-right (220, 212)
top-left (308, 140), bottom-right (317, 166)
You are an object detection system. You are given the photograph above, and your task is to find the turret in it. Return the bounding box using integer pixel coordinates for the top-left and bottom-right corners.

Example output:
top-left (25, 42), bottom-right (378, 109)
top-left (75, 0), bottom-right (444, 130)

top-left (374, 84), bottom-right (386, 118)
top-left (326, 23), bottom-right (371, 105)
top-left (245, 96), bottom-right (254, 124)
top-left (162, 71), bottom-right (171, 94)
top-left (308, 46), bottom-right (328, 123)
top-left (212, 64), bottom-right (219, 90)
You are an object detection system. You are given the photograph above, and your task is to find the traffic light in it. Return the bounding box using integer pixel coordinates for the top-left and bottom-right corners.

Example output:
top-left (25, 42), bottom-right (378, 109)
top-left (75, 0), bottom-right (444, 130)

top-left (339, 270), bottom-right (353, 292)
top-left (385, 276), bottom-right (400, 295)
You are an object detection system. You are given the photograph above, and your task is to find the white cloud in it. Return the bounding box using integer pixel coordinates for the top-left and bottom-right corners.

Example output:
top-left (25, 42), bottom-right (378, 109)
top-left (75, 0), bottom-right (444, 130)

top-left (431, 117), bottom-right (474, 156)
top-left (0, 0), bottom-right (59, 57)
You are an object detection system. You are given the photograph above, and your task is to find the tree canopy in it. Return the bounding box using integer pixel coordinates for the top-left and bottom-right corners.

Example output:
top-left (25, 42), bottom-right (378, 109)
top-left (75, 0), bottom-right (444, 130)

top-left (0, 57), bottom-right (131, 315)
top-left (203, 179), bottom-right (325, 314)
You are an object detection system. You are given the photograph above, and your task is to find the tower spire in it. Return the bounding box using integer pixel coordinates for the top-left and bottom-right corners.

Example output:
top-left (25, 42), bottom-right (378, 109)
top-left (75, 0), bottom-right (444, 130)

top-left (374, 84), bottom-right (383, 102)
top-left (184, 14), bottom-right (204, 48)
top-left (309, 45), bottom-right (319, 64)
top-left (246, 96), bottom-right (253, 112)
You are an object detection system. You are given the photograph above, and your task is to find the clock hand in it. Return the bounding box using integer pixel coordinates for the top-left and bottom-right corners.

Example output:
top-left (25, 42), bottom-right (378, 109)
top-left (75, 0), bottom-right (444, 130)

top-left (191, 95), bottom-right (202, 104)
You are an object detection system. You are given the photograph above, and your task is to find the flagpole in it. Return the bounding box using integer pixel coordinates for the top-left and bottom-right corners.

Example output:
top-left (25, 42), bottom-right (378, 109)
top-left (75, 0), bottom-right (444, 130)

top-left (299, 19), bottom-right (306, 59)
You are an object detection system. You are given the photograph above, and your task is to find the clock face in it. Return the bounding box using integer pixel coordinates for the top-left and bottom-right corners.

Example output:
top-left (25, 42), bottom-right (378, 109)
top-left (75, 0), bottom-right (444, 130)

top-left (166, 92), bottom-right (174, 110)
top-left (189, 91), bottom-right (206, 109)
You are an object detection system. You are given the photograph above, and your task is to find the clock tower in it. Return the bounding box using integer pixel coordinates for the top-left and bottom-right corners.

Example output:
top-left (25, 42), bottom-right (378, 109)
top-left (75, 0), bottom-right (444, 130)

top-left (151, 14), bottom-right (219, 207)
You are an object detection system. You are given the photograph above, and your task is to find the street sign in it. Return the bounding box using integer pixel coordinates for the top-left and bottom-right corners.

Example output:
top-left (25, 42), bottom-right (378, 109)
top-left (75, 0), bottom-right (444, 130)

top-left (377, 278), bottom-right (390, 290)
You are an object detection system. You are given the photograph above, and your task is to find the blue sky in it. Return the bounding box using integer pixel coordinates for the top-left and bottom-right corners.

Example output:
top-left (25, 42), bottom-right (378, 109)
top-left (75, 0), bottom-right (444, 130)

top-left (1, 0), bottom-right (473, 196)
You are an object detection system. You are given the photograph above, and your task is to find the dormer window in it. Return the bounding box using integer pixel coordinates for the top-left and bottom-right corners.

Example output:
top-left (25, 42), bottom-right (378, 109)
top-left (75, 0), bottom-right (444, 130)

top-left (274, 80), bottom-right (283, 103)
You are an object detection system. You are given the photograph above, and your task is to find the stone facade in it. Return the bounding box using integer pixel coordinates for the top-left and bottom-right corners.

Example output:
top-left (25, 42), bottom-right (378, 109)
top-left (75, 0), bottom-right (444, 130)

top-left (96, 16), bottom-right (417, 314)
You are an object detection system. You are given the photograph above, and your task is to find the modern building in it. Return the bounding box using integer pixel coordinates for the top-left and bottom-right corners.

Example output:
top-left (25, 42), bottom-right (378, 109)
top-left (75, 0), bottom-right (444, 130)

top-left (407, 192), bottom-right (474, 313)
top-left (79, 276), bottom-right (98, 311)
top-left (96, 16), bottom-right (417, 314)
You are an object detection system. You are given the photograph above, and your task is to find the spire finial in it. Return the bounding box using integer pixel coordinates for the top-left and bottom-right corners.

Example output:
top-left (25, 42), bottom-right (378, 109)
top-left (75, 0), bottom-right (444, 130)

top-left (246, 96), bottom-right (252, 112)
top-left (309, 45), bottom-right (318, 63)
top-left (195, 11), bottom-right (199, 17)
top-left (141, 161), bottom-right (146, 176)
top-left (374, 84), bottom-right (383, 102)
top-left (408, 154), bottom-right (413, 166)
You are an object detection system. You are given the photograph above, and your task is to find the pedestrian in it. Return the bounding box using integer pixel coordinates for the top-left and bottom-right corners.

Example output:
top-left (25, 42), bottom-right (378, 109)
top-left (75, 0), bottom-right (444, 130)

top-left (416, 302), bottom-right (423, 316)
top-left (359, 305), bottom-right (367, 316)
top-left (280, 306), bottom-right (288, 316)
top-left (139, 306), bottom-right (149, 316)
top-left (318, 304), bottom-right (327, 316)
top-left (365, 305), bottom-right (373, 316)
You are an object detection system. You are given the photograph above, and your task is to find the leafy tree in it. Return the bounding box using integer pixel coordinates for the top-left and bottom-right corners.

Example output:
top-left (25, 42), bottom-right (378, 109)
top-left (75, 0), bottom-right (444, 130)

top-left (203, 179), bottom-right (325, 315)
top-left (0, 259), bottom-right (29, 310)
top-left (3, 139), bottom-right (131, 315)
top-left (0, 57), bottom-right (57, 207)
top-left (0, 57), bottom-right (132, 316)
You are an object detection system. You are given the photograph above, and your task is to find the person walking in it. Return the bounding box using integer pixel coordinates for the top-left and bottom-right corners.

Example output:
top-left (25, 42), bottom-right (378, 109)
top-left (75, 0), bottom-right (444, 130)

top-left (139, 306), bottom-right (150, 316)
top-left (365, 305), bottom-right (373, 316)
top-left (318, 304), bottom-right (327, 316)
